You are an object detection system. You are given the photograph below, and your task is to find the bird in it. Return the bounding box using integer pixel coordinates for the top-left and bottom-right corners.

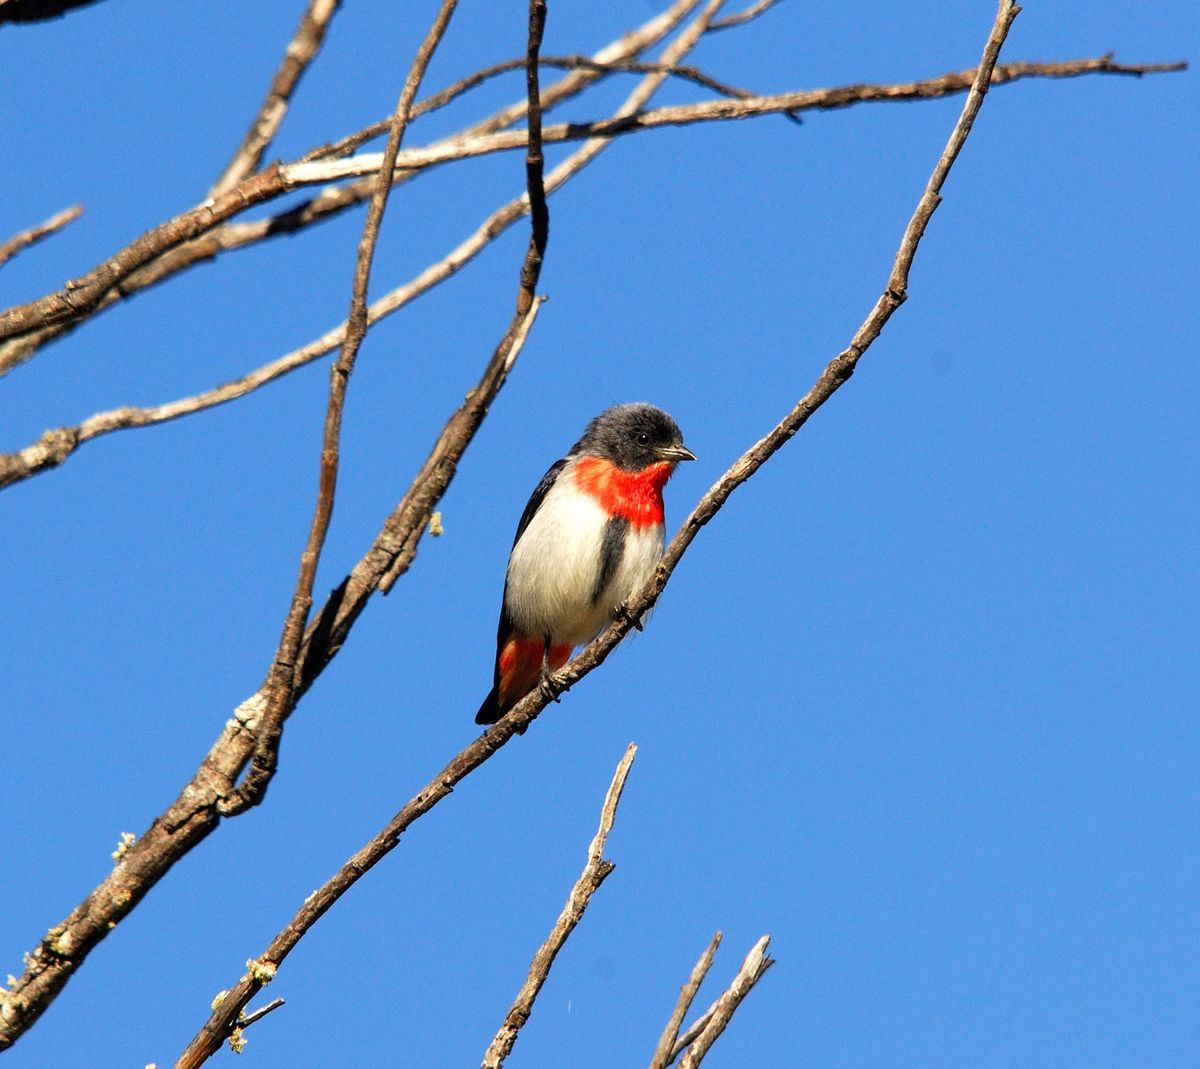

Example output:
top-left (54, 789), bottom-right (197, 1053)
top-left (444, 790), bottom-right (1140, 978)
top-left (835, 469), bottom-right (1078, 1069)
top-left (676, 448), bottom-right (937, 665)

top-left (475, 403), bottom-right (695, 726)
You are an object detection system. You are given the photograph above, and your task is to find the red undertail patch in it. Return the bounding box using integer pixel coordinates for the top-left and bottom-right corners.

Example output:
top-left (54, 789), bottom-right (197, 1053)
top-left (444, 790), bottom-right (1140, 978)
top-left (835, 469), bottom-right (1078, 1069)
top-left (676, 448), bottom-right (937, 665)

top-left (498, 635), bottom-right (572, 712)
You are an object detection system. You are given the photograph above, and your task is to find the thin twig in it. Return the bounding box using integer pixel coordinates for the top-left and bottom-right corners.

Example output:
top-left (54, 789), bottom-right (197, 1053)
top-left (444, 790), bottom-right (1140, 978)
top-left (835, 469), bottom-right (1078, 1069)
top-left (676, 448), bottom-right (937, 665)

top-left (282, 49), bottom-right (1188, 187)
top-left (669, 999), bottom-right (718, 1063)
top-left (210, 0), bottom-right (342, 198)
top-left (675, 936), bottom-right (774, 1068)
top-left (217, 0), bottom-right (461, 819)
top-left (481, 743), bottom-right (637, 1069)
top-left (708, 0), bottom-right (781, 32)
top-left (239, 997), bottom-right (285, 1030)
top-left (0, 204), bottom-right (83, 270)
top-left (648, 933), bottom-right (722, 1069)
top-left (307, 53), bottom-right (758, 162)
top-left (0, 0), bottom-right (101, 22)
top-left (0, 52), bottom-right (1180, 375)
top-left (517, 0), bottom-right (549, 318)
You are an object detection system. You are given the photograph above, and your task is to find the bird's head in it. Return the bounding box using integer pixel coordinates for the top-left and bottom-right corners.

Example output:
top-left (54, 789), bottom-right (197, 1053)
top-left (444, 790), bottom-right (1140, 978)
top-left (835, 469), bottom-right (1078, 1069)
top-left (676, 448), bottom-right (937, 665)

top-left (572, 403), bottom-right (696, 472)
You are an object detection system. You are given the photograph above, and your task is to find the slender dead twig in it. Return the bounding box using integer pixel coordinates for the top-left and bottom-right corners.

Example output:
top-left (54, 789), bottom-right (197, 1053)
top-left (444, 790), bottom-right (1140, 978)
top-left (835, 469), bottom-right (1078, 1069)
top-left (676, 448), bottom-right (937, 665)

top-left (675, 936), bottom-right (774, 1068)
top-left (218, 0), bottom-right (461, 819)
top-left (307, 53), bottom-right (760, 162)
top-left (0, 0), bottom-right (100, 21)
top-left (284, 50), bottom-right (1188, 186)
top-left (210, 0), bottom-right (342, 198)
top-left (0, 204), bottom-right (83, 270)
top-left (648, 933), bottom-right (723, 1069)
top-left (517, 0), bottom-right (549, 318)
top-left (481, 744), bottom-right (637, 1069)
top-left (239, 997), bottom-right (285, 1030)
top-left (0, 52), bottom-right (1179, 377)
top-left (708, 0), bottom-right (782, 32)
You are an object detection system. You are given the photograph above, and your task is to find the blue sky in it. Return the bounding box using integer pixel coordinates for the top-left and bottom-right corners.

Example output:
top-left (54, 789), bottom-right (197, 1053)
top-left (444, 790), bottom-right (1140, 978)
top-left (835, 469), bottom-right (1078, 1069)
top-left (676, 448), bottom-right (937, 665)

top-left (1, 2), bottom-right (1196, 1066)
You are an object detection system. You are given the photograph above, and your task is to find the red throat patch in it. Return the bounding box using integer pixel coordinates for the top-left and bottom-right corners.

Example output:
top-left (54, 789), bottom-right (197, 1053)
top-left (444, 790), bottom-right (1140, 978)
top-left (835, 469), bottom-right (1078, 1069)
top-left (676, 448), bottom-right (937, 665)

top-left (570, 456), bottom-right (673, 528)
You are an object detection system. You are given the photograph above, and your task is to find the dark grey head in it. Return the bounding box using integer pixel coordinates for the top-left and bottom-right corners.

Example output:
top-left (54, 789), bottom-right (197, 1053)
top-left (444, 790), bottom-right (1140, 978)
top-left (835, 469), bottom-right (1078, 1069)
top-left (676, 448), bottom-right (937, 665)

top-left (571, 403), bottom-right (696, 471)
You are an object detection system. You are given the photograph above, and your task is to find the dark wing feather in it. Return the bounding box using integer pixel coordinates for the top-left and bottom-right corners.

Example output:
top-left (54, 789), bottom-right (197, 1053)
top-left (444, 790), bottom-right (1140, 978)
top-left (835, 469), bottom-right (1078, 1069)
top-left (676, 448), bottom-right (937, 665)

top-left (510, 456), bottom-right (569, 547)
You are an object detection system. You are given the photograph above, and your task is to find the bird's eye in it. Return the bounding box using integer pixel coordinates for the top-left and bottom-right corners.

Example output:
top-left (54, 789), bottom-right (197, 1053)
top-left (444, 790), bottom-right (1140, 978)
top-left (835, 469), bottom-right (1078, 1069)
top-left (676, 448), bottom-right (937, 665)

top-left (637, 432), bottom-right (650, 445)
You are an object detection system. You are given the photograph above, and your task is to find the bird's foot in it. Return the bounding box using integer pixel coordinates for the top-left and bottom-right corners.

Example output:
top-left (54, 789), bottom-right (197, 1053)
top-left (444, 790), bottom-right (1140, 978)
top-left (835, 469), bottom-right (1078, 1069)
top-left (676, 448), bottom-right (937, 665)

top-left (538, 667), bottom-right (564, 705)
top-left (615, 602), bottom-right (644, 632)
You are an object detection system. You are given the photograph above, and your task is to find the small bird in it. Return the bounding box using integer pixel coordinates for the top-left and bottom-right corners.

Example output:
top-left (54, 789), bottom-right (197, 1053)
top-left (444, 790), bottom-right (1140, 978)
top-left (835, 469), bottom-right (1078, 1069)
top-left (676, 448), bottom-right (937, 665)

top-left (475, 403), bottom-right (695, 726)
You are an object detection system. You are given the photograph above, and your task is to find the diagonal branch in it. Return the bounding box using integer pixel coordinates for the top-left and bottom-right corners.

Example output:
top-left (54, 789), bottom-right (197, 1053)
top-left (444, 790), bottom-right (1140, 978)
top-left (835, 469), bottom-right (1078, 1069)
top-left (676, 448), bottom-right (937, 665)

top-left (281, 52), bottom-right (1188, 186)
top-left (648, 932), bottom-right (723, 1069)
top-left (708, 0), bottom-right (782, 32)
top-left (0, 204), bottom-right (83, 270)
top-left (481, 743), bottom-right (638, 1069)
top-left (0, 0), bottom-right (102, 22)
top-left (216, 0), bottom-right (461, 820)
top-left (210, 0), bottom-right (343, 198)
top-left (675, 936), bottom-right (774, 1068)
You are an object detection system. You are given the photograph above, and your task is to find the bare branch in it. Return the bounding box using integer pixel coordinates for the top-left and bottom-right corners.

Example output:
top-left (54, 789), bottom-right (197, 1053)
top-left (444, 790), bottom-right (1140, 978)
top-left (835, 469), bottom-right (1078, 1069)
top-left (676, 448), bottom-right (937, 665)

top-left (239, 997), bottom-right (285, 1030)
top-left (708, 0), bottom-right (782, 32)
top-left (307, 53), bottom-right (759, 163)
top-left (0, 51), bottom-right (1179, 375)
top-left (284, 51), bottom-right (1188, 187)
top-left (482, 743), bottom-right (637, 1069)
top-left (516, 0), bottom-right (549, 318)
top-left (210, 0), bottom-right (342, 198)
top-left (648, 932), bottom-right (722, 1069)
top-left (675, 936), bottom-right (774, 1068)
top-left (217, 0), bottom-right (461, 818)
top-left (0, 0), bottom-right (101, 22)
top-left (0, 204), bottom-right (83, 270)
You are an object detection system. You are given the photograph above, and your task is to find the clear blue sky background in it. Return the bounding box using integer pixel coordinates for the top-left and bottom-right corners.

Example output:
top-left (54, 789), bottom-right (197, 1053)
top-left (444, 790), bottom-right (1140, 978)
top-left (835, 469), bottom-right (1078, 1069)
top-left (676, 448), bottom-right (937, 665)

top-left (1, 2), bottom-right (1196, 1066)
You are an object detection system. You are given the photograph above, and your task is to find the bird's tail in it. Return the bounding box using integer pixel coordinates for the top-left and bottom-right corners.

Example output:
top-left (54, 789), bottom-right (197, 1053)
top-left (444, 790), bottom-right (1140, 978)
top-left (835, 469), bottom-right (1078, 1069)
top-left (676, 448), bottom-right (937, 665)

top-left (474, 683), bottom-right (501, 726)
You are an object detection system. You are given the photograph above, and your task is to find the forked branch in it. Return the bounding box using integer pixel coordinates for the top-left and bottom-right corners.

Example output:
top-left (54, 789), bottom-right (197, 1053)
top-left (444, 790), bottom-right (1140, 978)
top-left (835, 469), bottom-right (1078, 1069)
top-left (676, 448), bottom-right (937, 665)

top-left (481, 743), bottom-right (637, 1069)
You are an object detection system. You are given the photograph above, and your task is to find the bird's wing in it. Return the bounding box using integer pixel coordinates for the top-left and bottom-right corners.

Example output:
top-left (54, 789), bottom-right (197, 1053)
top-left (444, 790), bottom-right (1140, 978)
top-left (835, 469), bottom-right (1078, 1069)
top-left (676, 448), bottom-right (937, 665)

top-left (510, 456), bottom-right (570, 548)
top-left (488, 455), bottom-right (571, 685)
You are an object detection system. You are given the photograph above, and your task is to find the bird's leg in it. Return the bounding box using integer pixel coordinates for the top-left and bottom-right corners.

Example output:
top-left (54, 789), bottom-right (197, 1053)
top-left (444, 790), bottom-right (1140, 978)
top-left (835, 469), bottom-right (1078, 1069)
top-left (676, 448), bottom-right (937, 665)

top-left (538, 634), bottom-right (562, 704)
top-left (615, 601), bottom-right (644, 632)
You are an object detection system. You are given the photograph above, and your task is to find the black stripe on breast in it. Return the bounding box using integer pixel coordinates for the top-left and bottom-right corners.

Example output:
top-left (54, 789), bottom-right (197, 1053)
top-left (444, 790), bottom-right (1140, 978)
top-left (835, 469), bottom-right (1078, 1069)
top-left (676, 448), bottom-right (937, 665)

top-left (592, 514), bottom-right (628, 606)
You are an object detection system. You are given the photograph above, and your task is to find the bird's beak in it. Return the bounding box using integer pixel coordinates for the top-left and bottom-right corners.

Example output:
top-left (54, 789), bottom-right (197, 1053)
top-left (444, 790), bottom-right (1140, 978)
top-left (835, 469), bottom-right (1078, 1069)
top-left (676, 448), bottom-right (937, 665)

top-left (658, 443), bottom-right (697, 463)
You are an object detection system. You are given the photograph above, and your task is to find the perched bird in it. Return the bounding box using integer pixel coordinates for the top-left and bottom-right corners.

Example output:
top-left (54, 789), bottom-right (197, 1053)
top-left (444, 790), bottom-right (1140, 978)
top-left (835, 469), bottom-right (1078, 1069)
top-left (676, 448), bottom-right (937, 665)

top-left (475, 403), bottom-right (695, 726)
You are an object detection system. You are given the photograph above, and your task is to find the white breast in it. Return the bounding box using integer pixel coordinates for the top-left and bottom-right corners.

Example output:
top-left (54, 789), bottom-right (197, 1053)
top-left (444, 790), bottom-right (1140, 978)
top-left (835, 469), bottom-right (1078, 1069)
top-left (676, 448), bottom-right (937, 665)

top-left (504, 474), bottom-right (664, 647)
